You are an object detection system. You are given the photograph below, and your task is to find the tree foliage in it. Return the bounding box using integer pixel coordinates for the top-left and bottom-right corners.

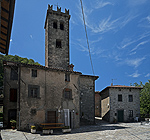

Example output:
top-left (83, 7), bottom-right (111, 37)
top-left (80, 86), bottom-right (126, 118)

top-left (140, 80), bottom-right (150, 117)
top-left (0, 54), bottom-right (40, 87)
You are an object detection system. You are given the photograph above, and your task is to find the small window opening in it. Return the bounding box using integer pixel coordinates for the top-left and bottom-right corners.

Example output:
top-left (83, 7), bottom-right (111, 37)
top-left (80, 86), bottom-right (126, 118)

top-left (10, 67), bottom-right (18, 80)
top-left (32, 69), bottom-right (37, 77)
top-left (129, 110), bottom-right (133, 117)
top-left (64, 89), bottom-right (72, 100)
top-left (31, 88), bottom-right (38, 98)
top-left (28, 85), bottom-right (40, 98)
top-left (56, 39), bottom-right (61, 48)
top-left (53, 21), bottom-right (57, 29)
top-left (60, 23), bottom-right (64, 30)
top-left (65, 73), bottom-right (70, 82)
top-left (118, 94), bottom-right (122, 102)
top-left (129, 95), bottom-right (133, 102)
top-left (10, 88), bottom-right (17, 102)
top-left (31, 109), bottom-right (36, 115)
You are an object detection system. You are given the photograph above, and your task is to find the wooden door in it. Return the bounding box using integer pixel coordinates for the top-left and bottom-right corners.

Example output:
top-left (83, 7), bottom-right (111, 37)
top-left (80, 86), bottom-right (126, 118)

top-left (47, 111), bottom-right (56, 123)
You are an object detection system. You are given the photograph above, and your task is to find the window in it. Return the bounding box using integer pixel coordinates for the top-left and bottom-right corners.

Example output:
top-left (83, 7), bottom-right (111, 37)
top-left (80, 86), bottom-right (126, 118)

top-left (53, 21), bottom-right (57, 29)
top-left (56, 39), bottom-right (61, 48)
top-left (10, 67), bottom-right (18, 80)
top-left (118, 94), bottom-right (122, 102)
top-left (129, 95), bottom-right (133, 102)
top-left (65, 73), bottom-right (70, 82)
top-left (64, 89), bottom-right (72, 99)
top-left (30, 109), bottom-right (36, 115)
top-left (32, 69), bottom-right (37, 77)
top-left (60, 23), bottom-right (64, 30)
top-left (10, 89), bottom-right (17, 102)
top-left (129, 110), bottom-right (133, 117)
top-left (28, 85), bottom-right (40, 98)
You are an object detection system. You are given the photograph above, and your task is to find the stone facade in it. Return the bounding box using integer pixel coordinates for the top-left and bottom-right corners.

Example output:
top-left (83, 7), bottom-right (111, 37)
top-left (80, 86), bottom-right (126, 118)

top-left (95, 92), bottom-right (101, 117)
top-left (3, 62), bottom-right (98, 130)
top-left (100, 85), bottom-right (142, 123)
top-left (45, 5), bottom-right (70, 70)
top-left (3, 4), bottom-right (98, 130)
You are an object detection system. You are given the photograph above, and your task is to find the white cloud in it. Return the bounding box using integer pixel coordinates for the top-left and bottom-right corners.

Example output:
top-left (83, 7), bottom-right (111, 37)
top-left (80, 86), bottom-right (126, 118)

top-left (139, 15), bottom-right (150, 28)
top-left (119, 32), bottom-right (150, 49)
top-left (130, 40), bottom-right (149, 52)
top-left (120, 13), bottom-right (139, 28)
top-left (147, 16), bottom-right (150, 23)
top-left (93, 0), bottom-right (113, 9)
top-left (125, 57), bottom-right (145, 68)
top-left (129, 70), bottom-right (141, 78)
top-left (30, 35), bottom-right (33, 39)
top-left (145, 73), bottom-right (150, 77)
top-left (88, 16), bottom-right (121, 34)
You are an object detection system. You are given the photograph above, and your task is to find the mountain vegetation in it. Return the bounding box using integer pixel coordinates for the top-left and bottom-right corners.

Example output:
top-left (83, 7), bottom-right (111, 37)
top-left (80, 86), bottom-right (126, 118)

top-left (0, 54), bottom-right (40, 87)
top-left (131, 81), bottom-right (150, 118)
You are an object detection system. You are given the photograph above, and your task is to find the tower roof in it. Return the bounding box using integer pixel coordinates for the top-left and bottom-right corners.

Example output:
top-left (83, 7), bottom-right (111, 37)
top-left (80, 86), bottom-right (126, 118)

top-left (44, 5), bottom-right (71, 29)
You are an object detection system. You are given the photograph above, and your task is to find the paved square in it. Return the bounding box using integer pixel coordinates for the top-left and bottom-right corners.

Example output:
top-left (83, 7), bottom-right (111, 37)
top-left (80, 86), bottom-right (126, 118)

top-left (1, 119), bottom-right (150, 140)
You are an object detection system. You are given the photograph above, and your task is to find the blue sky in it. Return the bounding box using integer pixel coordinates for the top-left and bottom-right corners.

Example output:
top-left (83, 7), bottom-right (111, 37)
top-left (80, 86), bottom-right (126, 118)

top-left (4, 0), bottom-right (150, 91)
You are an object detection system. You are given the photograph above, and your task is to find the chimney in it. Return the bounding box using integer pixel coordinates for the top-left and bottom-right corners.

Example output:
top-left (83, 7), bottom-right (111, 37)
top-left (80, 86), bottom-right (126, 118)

top-left (69, 64), bottom-right (74, 71)
top-left (111, 83), bottom-right (113, 86)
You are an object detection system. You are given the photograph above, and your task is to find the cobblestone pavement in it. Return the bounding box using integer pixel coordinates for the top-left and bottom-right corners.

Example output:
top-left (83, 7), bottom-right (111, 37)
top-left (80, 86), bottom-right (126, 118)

top-left (1, 118), bottom-right (150, 140)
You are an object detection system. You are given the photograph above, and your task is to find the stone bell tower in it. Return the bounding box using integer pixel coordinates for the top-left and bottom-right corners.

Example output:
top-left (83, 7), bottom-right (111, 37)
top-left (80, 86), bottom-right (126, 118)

top-left (44, 5), bottom-right (71, 70)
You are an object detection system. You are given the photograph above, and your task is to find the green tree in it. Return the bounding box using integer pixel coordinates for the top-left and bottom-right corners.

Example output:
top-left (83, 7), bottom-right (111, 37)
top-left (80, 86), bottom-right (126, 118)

top-left (140, 80), bottom-right (150, 117)
top-left (0, 54), bottom-right (40, 87)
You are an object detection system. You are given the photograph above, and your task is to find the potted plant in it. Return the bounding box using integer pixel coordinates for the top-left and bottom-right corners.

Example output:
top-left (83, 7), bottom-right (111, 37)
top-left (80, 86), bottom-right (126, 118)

top-left (62, 126), bottom-right (71, 133)
top-left (31, 125), bottom-right (36, 134)
top-left (10, 120), bottom-right (16, 130)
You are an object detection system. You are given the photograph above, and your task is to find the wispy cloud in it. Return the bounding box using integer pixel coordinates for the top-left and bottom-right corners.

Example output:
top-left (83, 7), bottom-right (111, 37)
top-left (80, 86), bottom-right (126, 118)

top-left (93, 0), bottom-right (113, 9)
top-left (139, 15), bottom-right (150, 28)
top-left (120, 13), bottom-right (139, 28)
top-left (145, 73), bottom-right (150, 77)
top-left (74, 36), bottom-right (105, 56)
top-left (119, 32), bottom-right (150, 49)
top-left (30, 35), bottom-right (33, 39)
top-left (130, 40), bottom-right (149, 52)
top-left (124, 57), bottom-right (145, 68)
top-left (88, 16), bottom-right (121, 34)
top-left (129, 70), bottom-right (141, 78)
top-left (87, 13), bottom-right (138, 34)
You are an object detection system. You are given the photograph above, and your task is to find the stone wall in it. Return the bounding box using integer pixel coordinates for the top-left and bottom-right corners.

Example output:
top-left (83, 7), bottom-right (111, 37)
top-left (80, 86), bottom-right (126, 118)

top-left (79, 76), bottom-right (95, 125)
top-left (45, 5), bottom-right (70, 70)
top-left (109, 88), bottom-right (140, 123)
top-left (3, 64), bottom-right (81, 130)
top-left (101, 89), bottom-right (110, 122)
top-left (95, 92), bottom-right (101, 117)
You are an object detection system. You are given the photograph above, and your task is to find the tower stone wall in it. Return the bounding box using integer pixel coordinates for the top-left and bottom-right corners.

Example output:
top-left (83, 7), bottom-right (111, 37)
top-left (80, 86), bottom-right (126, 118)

top-left (44, 5), bottom-right (71, 70)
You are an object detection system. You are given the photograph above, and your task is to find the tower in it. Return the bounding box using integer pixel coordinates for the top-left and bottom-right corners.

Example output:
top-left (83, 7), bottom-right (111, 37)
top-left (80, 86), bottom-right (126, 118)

top-left (44, 5), bottom-right (71, 70)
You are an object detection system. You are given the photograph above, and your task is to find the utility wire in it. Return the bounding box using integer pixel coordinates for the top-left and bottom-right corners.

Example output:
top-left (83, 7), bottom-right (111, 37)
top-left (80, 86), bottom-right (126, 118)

top-left (80, 0), bottom-right (95, 75)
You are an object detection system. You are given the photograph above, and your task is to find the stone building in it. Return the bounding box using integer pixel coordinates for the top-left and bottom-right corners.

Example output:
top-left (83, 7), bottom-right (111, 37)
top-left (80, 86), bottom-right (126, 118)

top-left (3, 5), bottom-right (98, 130)
top-left (100, 85), bottom-right (142, 123)
top-left (95, 91), bottom-right (101, 117)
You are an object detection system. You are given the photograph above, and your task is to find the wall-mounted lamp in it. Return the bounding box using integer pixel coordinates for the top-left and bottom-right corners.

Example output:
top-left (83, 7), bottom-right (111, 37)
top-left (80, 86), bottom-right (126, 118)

top-left (73, 110), bottom-right (74, 113)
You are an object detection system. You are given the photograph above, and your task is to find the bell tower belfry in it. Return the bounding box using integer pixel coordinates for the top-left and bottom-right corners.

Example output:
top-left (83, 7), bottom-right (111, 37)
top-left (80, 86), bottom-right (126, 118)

top-left (44, 5), bottom-right (71, 70)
